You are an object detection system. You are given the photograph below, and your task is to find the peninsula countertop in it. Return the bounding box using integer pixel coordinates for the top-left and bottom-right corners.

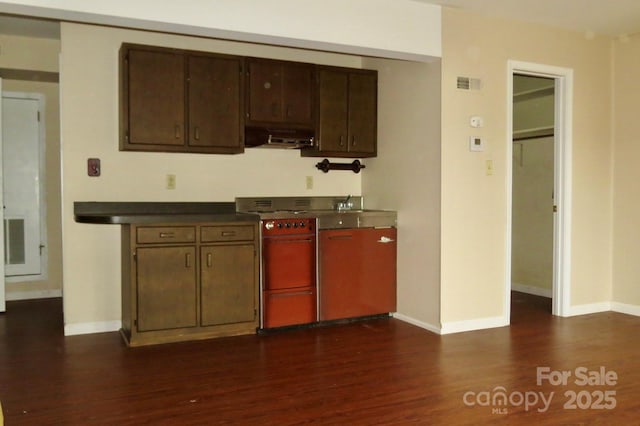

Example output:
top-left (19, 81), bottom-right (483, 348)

top-left (74, 202), bottom-right (259, 225)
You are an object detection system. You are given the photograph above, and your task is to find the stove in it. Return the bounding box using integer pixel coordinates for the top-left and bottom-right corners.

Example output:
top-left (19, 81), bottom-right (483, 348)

top-left (235, 196), bottom-right (363, 330)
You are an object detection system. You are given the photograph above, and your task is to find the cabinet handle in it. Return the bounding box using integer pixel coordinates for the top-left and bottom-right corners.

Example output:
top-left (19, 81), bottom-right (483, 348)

top-left (328, 235), bottom-right (353, 240)
top-left (221, 231), bottom-right (236, 237)
top-left (207, 253), bottom-right (212, 267)
top-left (351, 135), bottom-right (357, 147)
top-left (271, 290), bottom-right (313, 298)
top-left (377, 236), bottom-right (395, 243)
top-left (185, 253), bottom-right (191, 268)
top-left (194, 126), bottom-right (200, 141)
top-left (175, 125), bottom-right (181, 139)
top-left (339, 135), bottom-right (345, 147)
top-left (286, 105), bottom-right (292, 117)
top-left (159, 232), bottom-right (175, 238)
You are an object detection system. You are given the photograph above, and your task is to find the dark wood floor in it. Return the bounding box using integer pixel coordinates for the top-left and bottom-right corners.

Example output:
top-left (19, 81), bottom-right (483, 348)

top-left (1, 293), bottom-right (639, 425)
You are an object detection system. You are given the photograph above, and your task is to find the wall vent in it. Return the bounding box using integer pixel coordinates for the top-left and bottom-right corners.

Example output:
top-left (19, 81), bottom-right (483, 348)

top-left (457, 76), bottom-right (482, 90)
top-left (4, 218), bottom-right (26, 265)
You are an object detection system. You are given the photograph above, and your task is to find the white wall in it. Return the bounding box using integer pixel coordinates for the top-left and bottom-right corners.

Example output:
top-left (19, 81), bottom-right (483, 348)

top-left (612, 34), bottom-right (640, 314)
top-left (362, 58), bottom-right (442, 331)
top-left (60, 23), bottom-right (364, 334)
top-left (441, 8), bottom-right (613, 328)
top-left (0, 0), bottom-right (441, 61)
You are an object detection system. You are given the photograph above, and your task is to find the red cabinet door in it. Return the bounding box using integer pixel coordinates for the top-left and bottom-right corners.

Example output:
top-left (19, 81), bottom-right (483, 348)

top-left (320, 228), bottom-right (396, 321)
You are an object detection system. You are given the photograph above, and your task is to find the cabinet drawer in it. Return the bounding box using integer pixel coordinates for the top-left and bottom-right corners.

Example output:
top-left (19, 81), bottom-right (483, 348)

top-left (201, 225), bottom-right (254, 242)
top-left (136, 226), bottom-right (196, 244)
top-left (263, 288), bottom-right (317, 328)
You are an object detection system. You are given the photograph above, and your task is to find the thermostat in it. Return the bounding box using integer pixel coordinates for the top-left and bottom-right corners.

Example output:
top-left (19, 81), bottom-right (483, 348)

top-left (469, 136), bottom-right (485, 152)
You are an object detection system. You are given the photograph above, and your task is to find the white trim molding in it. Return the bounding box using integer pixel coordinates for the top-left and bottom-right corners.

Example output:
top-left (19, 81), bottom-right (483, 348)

top-left (611, 302), bottom-right (640, 317)
top-left (392, 313), bottom-right (441, 334)
top-left (512, 283), bottom-right (553, 298)
top-left (568, 302), bottom-right (611, 317)
top-left (5, 289), bottom-right (61, 301)
top-left (64, 321), bottom-right (121, 336)
top-left (440, 316), bottom-right (508, 335)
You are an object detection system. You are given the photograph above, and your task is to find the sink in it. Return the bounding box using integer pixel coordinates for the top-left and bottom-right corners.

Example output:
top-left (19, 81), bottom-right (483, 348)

top-left (315, 209), bottom-right (397, 229)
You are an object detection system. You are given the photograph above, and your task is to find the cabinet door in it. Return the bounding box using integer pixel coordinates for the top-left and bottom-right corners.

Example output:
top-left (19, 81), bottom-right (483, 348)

top-left (188, 55), bottom-right (244, 153)
top-left (282, 63), bottom-right (314, 126)
top-left (124, 47), bottom-right (185, 147)
top-left (136, 246), bottom-right (197, 331)
top-left (347, 72), bottom-right (377, 155)
top-left (247, 60), bottom-right (283, 123)
top-left (200, 244), bottom-right (256, 326)
top-left (317, 69), bottom-right (349, 153)
top-left (319, 228), bottom-right (395, 321)
top-left (247, 59), bottom-right (314, 127)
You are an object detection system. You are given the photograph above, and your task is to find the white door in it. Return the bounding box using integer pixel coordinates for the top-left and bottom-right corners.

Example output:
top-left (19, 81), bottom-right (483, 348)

top-left (1, 93), bottom-right (42, 278)
top-left (0, 79), bottom-right (5, 311)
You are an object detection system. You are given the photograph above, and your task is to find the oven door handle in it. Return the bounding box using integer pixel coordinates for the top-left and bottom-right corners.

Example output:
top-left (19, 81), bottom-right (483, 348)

top-left (266, 238), bottom-right (314, 244)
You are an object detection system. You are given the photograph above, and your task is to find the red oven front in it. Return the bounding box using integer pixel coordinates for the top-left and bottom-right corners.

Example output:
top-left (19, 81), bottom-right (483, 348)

top-left (261, 218), bottom-right (317, 328)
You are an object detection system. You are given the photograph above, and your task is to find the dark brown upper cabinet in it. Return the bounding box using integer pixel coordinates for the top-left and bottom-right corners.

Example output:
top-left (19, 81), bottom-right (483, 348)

top-left (303, 67), bottom-right (377, 158)
top-left (245, 58), bottom-right (315, 129)
top-left (120, 44), bottom-right (244, 154)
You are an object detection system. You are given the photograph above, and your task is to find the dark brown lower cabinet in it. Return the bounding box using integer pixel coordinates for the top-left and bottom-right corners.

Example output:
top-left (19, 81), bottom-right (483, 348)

top-left (136, 246), bottom-right (197, 331)
top-left (200, 244), bottom-right (256, 326)
top-left (121, 222), bottom-right (259, 346)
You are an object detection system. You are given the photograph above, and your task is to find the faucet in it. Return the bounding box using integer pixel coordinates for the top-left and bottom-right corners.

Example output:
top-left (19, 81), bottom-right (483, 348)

top-left (336, 195), bottom-right (353, 211)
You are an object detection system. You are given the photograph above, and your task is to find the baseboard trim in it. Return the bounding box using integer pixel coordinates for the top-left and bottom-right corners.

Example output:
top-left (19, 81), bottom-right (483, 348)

top-left (511, 283), bottom-right (552, 298)
top-left (440, 316), bottom-right (508, 335)
top-left (6, 289), bottom-right (62, 301)
top-left (568, 302), bottom-right (612, 317)
top-left (392, 313), bottom-right (441, 334)
top-left (611, 302), bottom-right (640, 317)
top-left (64, 321), bottom-right (121, 336)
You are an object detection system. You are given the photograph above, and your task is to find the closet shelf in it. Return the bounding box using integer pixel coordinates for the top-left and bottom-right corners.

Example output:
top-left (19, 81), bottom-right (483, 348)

top-left (513, 126), bottom-right (554, 141)
top-left (513, 85), bottom-right (554, 102)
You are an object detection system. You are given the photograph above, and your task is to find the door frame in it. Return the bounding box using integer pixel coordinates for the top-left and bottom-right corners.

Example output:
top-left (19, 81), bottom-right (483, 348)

top-left (0, 78), bottom-right (4, 311)
top-left (505, 60), bottom-right (573, 319)
top-left (1, 91), bottom-right (48, 283)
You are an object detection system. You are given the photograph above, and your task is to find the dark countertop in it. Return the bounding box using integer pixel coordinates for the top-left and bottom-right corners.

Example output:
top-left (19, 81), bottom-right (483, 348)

top-left (74, 202), bottom-right (260, 225)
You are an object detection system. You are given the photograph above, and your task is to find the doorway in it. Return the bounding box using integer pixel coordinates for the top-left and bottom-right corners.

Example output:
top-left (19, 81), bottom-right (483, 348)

top-left (506, 61), bottom-right (573, 322)
top-left (511, 74), bottom-right (555, 315)
top-left (1, 92), bottom-right (47, 282)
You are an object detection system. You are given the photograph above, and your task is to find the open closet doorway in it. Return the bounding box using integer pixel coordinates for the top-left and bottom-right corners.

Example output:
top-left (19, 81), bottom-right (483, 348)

top-left (511, 74), bottom-right (555, 318)
top-left (506, 61), bottom-right (573, 323)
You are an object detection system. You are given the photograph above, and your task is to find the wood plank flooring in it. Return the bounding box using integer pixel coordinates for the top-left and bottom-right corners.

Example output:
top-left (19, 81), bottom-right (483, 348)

top-left (1, 293), bottom-right (639, 425)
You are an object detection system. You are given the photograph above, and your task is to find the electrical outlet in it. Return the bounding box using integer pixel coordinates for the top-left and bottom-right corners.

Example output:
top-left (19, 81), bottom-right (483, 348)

top-left (305, 176), bottom-right (313, 190)
top-left (166, 174), bottom-right (176, 189)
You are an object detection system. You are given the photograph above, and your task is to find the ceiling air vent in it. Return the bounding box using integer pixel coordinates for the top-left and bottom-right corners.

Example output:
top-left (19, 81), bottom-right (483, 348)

top-left (457, 76), bottom-right (481, 90)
